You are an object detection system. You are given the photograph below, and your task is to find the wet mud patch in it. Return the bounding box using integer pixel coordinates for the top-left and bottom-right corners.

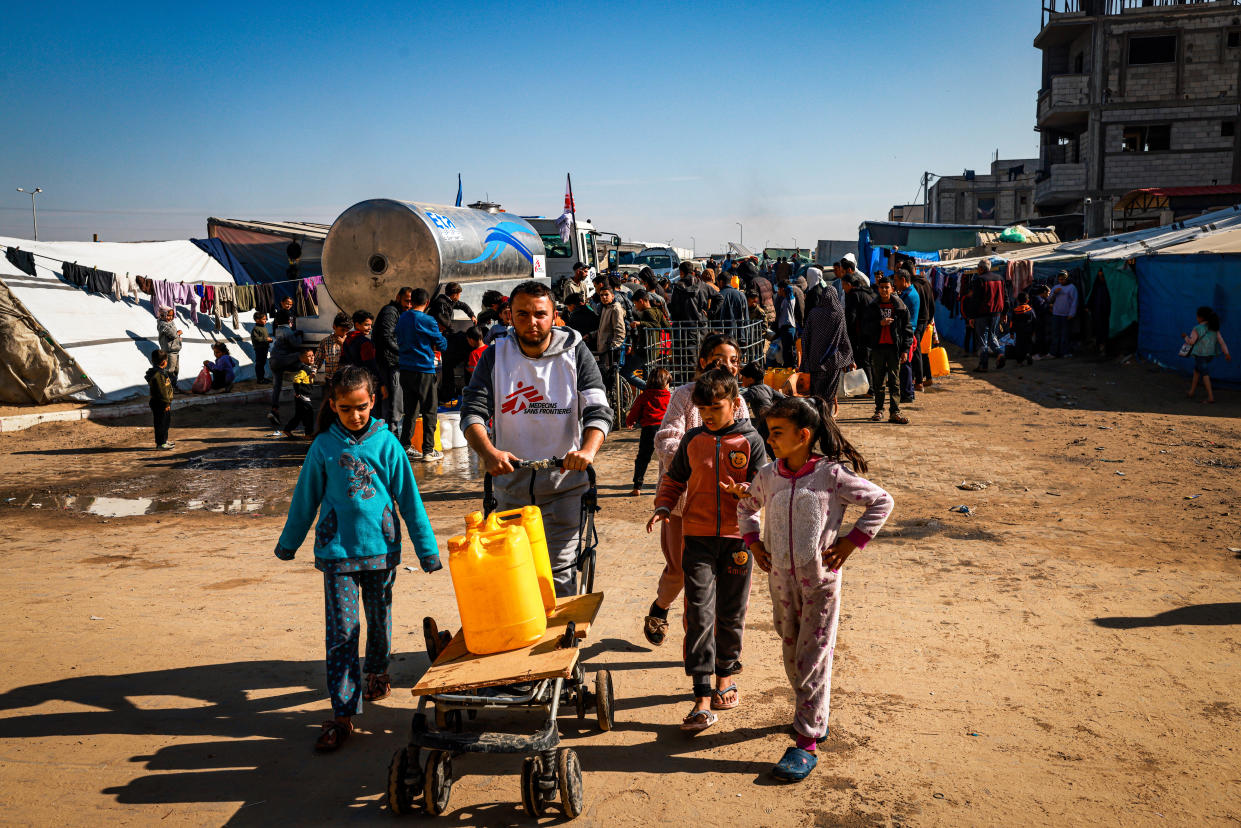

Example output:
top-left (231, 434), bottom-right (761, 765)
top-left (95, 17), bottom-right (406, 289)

top-left (203, 577), bottom-right (265, 590)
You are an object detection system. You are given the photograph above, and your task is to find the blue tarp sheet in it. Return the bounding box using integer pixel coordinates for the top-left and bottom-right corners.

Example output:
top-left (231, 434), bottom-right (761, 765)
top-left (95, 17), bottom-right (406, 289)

top-left (933, 297), bottom-right (968, 349)
top-left (191, 238), bottom-right (254, 285)
top-left (1135, 254), bottom-right (1240, 384)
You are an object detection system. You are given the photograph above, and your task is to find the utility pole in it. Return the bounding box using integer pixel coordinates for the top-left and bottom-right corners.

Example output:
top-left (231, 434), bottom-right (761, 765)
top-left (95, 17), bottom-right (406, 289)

top-left (735, 222), bottom-right (743, 247)
top-left (16, 187), bottom-right (42, 240)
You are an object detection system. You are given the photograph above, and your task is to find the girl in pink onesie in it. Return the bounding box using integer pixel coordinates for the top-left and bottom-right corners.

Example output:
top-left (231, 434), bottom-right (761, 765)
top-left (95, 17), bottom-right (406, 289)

top-left (735, 395), bottom-right (893, 781)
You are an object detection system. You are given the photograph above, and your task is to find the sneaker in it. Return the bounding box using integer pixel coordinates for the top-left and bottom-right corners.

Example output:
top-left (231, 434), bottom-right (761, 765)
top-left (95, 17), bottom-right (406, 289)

top-left (421, 450), bottom-right (444, 462)
top-left (405, 447), bottom-right (423, 460)
top-left (157, 442), bottom-right (175, 450)
top-left (1031, 354), bottom-right (1043, 361)
top-left (270, 430), bottom-right (286, 438)
top-left (914, 382), bottom-right (924, 392)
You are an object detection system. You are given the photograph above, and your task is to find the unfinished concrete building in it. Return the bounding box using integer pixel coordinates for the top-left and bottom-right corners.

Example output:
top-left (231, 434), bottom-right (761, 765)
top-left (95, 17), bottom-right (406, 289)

top-left (1035, 0), bottom-right (1241, 238)
top-left (926, 159), bottom-right (1041, 227)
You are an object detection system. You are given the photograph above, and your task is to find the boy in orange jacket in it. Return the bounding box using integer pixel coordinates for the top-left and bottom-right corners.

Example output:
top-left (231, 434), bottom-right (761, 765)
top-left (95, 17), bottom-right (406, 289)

top-left (647, 368), bottom-right (767, 733)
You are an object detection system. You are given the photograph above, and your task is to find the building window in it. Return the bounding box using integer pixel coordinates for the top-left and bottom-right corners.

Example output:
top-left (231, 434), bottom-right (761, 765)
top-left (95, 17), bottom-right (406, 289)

top-left (1224, 121), bottom-right (1236, 138)
top-left (1228, 31), bottom-right (1239, 49)
top-left (977, 197), bottom-right (997, 222)
top-left (1128, 35), bottom-right (1177, 65)
top-left (1121, 124), bottom-right (1172, 152)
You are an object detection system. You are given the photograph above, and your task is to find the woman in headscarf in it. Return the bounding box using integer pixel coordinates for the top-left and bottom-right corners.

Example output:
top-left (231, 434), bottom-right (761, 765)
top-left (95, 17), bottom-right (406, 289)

top-left (786, 277), bottom-right (854, 404)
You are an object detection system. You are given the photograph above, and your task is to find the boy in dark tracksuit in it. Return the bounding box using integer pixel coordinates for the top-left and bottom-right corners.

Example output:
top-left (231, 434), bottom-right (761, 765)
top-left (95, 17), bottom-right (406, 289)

top-left (280, 347), bottom-right (316, 438)
top-left (861, 276), bottom-right (914, 425)
top-left (649, 369), bottom-right (768, 732)
top-left (145, 349), bottom-right (175, 449)
top-left (1009, 292), bottom-right (1038, 366)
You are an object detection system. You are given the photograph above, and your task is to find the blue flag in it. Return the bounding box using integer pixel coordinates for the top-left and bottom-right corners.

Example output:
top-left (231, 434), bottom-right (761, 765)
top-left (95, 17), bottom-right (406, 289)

top-left (455, 173), bottom-right (462, 207)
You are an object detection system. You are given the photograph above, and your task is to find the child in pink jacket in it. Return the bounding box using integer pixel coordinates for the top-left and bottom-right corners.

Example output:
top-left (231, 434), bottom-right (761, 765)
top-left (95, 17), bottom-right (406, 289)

top-left (734, 394), bottom-right (893, 782)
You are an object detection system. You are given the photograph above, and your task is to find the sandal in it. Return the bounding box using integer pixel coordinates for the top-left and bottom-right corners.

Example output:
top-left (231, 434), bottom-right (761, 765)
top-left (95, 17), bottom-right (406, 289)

top-left (772, 746), bottom-right (818, 782)
top-left (711, 683), bottom-right (740, 711)
top-left (889, 414), bottom-right (910, 425)
top-left (870, 412), bottom-right (883, 422)
top-left (314, 719), bottom-right (353, 753)
top-left (643, 615), bottom-right (669, 646)
top-left (680, 708), bottom-right (718, 733)
top-left (364, 672), bottom-right (391, 702)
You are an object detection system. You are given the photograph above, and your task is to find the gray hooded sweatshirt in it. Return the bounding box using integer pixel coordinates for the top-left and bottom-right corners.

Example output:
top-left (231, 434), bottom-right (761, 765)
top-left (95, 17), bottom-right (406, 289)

top-left (461, 326), bottom-right (613, 596)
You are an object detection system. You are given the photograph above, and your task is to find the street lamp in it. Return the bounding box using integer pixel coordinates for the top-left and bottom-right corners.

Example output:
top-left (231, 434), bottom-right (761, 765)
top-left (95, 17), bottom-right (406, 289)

top-left (735, 222), bottom-right (743, 247)
top-left (16, 187), bottom-right (42, 240)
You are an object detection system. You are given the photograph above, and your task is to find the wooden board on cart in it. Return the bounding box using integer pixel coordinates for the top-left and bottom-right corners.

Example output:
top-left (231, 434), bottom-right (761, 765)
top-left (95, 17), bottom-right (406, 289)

top-left (411, 592), bottom-right (605, 697)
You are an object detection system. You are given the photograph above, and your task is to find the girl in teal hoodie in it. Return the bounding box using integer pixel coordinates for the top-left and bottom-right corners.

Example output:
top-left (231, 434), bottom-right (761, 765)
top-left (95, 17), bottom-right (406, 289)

top-left (275, 366), bottom-right (441, 752)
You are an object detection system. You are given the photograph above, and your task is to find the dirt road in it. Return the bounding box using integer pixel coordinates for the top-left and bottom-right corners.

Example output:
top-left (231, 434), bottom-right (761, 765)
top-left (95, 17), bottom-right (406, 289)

top-left (1, 351), bottom-right (1239, 826)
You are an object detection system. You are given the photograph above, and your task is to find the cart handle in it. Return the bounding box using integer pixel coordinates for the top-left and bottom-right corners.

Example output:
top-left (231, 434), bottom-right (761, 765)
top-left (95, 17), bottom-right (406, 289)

top-left (482, 457), bottom-right (597, 516)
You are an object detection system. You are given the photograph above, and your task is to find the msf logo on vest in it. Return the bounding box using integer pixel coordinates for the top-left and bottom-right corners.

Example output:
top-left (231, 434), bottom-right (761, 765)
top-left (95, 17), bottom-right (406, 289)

top-left (500, 381), bottom-right (572, 415)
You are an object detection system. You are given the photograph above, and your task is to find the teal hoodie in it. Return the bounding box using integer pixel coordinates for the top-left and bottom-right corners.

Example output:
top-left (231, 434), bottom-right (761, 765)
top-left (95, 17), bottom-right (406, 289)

top-left (276, 417), bottom-right (437, 571)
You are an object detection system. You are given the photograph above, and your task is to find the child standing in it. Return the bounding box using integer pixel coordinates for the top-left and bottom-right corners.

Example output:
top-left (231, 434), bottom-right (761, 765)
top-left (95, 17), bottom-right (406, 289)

top-left (1009, 292), bottom-right (1038, 367)
top-left (251, 311), bottom-right (271, 384)
top-left (145, 349), bottom-right (175, 450)
top-left (275, 366), bottom-right (441, 752)
top-left (156, 307), bottom-right (183, 388)
top-left (1184, 305), bottom-right (1232, 404)
top-left (735, 395), bottom-right (893, 781)
top-left (644, 334), bottom-right (751, 647)
top-left (464, 325), bottom-right (487, 386)
top-left (648, 369), bottom-right (767, 733)
top-left (626, 367), bottom-right (672, 497)
top-left (278, 346), bottom-right (316, 439)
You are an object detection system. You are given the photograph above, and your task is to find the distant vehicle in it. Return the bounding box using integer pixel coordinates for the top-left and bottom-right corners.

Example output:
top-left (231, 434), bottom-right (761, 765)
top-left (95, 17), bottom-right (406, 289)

top-left (631, 246), bottom-right (681, 280)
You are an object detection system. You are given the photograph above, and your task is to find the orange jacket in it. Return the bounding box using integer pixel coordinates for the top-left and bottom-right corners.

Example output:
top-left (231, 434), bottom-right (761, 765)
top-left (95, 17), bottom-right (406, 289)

top-left (654, 421), bottom-right (768, 538)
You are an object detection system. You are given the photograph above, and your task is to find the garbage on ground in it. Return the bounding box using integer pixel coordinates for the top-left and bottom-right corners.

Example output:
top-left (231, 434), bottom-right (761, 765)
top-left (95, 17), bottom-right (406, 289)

top-left (1186, 494), bottom-right (1202, 500)
top-left (956, 481), bottom-right (990, 491)
top-left (89, 615), bottom-right (103, 621)
top-left (1226, 547), bottom-right (1240, 553)
top-left (949, 505), bottom-right (973, 516)
top-left (1115, 471), bottom-right (1125, 476)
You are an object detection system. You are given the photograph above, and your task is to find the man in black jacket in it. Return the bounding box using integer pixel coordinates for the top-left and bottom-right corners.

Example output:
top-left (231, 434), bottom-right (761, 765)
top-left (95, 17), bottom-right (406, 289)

top-left (431, 282), bottom-right (477, 400)
top-left (842, 268), bottom-right (876, 394)
top-left (862, 276), bottom-right (914, 425)
top-left (374, 287), bottom-right (413, 432)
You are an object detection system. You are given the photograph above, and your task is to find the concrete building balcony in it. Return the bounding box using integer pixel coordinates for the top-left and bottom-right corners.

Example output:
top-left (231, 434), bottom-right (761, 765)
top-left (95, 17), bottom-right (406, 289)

top-left (1037, 74), bottom-right (1091, 127)
top-left (1035, 162), bottom-right (1087, 206)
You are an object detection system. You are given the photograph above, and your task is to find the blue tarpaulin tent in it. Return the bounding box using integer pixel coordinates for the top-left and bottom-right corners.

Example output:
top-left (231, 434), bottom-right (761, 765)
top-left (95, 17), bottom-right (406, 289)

top-left (1135, 254), bottom-right (1240, 384)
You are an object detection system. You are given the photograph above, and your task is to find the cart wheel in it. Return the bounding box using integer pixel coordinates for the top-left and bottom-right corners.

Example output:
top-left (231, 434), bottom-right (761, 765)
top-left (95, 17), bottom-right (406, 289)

top-left (520, 755), bottom-right (548, 818)
top-left (579, 550), bottom-right (595, 594)
top-left (387, 747), bottom-right (421, 815)
top-left (422, 616), bottom-right (443, 661)
top-left (556, 748), bottom-right (584, 819)
top-left (595, 670), bottom-right (615, 732)
top-left (423, 750), bottom-right (453, 816)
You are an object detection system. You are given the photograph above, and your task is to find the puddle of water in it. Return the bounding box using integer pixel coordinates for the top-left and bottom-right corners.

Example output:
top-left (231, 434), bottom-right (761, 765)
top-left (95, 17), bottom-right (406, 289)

top-left (4, 493), bottom-right (289, 518)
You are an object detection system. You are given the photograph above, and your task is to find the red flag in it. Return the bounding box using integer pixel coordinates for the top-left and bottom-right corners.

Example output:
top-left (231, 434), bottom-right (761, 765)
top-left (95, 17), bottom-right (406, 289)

top-left (564, 174), bottom-right (575, 214)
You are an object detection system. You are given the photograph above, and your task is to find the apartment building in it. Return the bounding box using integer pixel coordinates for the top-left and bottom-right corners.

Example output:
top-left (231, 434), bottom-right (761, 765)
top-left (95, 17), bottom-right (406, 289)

top-left (1034, 0), bottom-right (1241, 237)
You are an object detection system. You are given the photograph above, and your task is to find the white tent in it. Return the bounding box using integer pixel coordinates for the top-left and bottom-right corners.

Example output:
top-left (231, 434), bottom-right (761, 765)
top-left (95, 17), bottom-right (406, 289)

top-left (0, 236), bottom-right (257, 403)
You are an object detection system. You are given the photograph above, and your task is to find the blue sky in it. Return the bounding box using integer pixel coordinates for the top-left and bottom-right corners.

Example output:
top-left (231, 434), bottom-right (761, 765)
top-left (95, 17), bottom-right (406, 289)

top-left (1, 1), bottom-right (1042, 251)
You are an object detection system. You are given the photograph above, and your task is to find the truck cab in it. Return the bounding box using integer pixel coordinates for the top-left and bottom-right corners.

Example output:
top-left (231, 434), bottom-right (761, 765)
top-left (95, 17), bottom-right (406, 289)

top-left (525, 217), bottom-right (602, 295)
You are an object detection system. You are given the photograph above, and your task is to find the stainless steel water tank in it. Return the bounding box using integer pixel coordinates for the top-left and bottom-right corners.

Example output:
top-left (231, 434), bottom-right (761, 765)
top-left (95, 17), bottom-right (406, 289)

top-left (321, 199), bottom-right (546, 313)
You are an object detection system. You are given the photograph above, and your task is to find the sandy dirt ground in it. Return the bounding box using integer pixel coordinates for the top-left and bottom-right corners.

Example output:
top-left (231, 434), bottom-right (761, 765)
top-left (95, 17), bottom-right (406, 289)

top-left (1, 349), bottom-right (1239, 827)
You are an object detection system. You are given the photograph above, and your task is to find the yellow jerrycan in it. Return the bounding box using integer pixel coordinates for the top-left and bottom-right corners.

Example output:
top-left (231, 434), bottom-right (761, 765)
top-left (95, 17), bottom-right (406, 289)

top-left (446, 525), bottom-right (547, 655)
top-left (465, 507), bottom-right (556, 612)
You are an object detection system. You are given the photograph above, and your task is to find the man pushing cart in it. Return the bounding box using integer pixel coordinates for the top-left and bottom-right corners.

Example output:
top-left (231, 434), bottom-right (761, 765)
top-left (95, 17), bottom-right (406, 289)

top-left (461, 280), bottom-right (614, 597)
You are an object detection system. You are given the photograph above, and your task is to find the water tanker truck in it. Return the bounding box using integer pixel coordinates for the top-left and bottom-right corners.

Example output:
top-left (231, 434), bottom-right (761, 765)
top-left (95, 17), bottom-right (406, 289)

top-left (321, 199), bottom-right (549, 318)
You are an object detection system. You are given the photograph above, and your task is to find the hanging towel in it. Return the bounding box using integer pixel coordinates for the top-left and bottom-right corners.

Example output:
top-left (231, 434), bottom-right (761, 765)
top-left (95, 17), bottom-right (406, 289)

top-left (85, 268), bottom-right (116, 296)
top-left (5, 247), bottom-right (36, 277)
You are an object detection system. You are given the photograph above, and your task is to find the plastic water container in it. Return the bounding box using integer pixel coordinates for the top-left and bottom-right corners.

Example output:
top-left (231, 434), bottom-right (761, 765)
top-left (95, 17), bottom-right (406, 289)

top-left (466, 507), bottom-right (556, 612)
top-left (920, 324), bottom-right (935, 355)
top-left (930, 347), bottom-right (951, 378)
top-left (764, 367), bottom-right (795, 390)
top-left (411, 418), bottom-right (442, 452)
top-left (447, 525), bottom-right (547, 654)
top-left (840, 368), bottom-right (870, 398)
top-left (438, 411), bottom-right (463, 450)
